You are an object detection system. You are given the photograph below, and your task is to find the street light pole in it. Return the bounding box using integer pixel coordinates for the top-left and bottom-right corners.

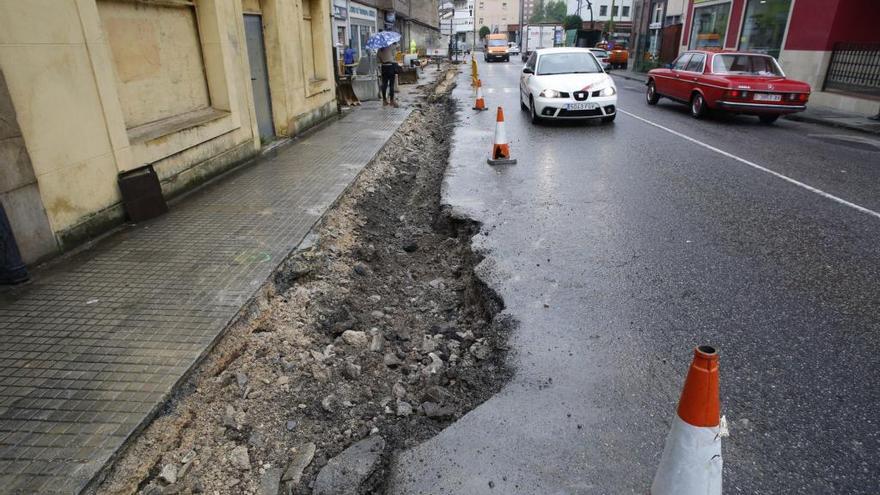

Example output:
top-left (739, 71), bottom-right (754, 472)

top-left (473, 0), bottom-right (478, 50)
top-left (519, 0), bottom-right (524, 47)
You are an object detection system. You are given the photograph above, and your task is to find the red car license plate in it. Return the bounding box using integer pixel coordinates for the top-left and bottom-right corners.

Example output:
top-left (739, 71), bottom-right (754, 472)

top-left (754, 93), bottom-right (782, 102)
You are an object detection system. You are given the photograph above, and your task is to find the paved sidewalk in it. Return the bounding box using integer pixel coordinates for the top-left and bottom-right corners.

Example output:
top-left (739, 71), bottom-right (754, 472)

top-left (609, 68), bottom-right (648, 84)
top-left (0, 100), bottom-right (410, 493)
top-left (785, 104), bottom-right (880, 135)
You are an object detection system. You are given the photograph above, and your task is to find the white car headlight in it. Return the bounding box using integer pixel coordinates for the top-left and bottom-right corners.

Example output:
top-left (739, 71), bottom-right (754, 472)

top-left (539, 89), bottom-right (563, 98)
top-left (598, 85), bottom-right (617, 96)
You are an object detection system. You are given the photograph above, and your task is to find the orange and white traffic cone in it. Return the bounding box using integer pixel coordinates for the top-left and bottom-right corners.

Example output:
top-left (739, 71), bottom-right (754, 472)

top-left (487, 106), bottom-right (517, 165)
top-left (651, 345), bottom-right (725, 495)
top-left (473, 79), bottom-right (488, 111)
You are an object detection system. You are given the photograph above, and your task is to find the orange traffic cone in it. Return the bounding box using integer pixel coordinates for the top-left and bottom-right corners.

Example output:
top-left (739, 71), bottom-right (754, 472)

top-left (473, 79), bottom-right (487, 111)
top-left (487, 106), bottom-right (517, 165)
top-left (651, 345), bottom-right (725, 495)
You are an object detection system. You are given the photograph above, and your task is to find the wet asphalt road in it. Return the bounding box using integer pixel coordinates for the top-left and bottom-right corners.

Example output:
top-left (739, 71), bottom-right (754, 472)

top-left (387, 59), bottom-right (880, 494)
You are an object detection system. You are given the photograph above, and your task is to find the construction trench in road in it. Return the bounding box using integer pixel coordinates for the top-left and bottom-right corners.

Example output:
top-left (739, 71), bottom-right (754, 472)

top-left (90, 66), bottom-right (515, 495)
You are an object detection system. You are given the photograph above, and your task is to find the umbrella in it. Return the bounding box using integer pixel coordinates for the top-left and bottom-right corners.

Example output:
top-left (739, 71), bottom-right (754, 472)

top-left (365, 31), bottom-right (401, 51)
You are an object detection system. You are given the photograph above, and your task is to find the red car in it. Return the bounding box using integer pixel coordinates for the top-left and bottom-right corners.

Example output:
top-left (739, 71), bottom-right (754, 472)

top-left (646, 50), bottom-right (811, 123)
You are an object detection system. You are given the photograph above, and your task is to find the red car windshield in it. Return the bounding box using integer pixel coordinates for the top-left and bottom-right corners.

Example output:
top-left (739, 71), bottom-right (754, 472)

top-left (712, 54), bottom-right (783, 76)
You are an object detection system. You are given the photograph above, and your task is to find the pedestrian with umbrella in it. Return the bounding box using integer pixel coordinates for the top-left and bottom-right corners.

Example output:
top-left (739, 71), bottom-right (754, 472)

top-left (367, 30), bottom-right (402, 107)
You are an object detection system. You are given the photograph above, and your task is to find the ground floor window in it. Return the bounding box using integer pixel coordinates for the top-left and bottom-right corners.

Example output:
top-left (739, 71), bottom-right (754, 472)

top-left (351, 23), bottom-right (375, 60)
top-left (337, 26), bottom-right (347, 48)
top-left (738, 0), bottom-right (791, 58)
top-left (689, 2), bottom-right (730, 51)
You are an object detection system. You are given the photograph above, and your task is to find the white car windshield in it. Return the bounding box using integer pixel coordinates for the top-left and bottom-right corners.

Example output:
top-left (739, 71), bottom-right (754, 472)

top-left (591, 50), bottom-right (609, 58)
top-left (712, 54), bottom-right (783, 76)
top-left (537, 52), bottom-right (602, 75)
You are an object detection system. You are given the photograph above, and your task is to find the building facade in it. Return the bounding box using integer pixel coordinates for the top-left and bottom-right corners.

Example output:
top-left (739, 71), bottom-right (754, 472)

top-left (681, 0), bottom-right (879, 114)
top-left (477, 0), bottom-right (521, 37)
top-left (0, 0), bottom-right (337, 264)
top-left (630, 0), bottom-right (686, 66)
top-left (353, 0), bottom-right (441, 52)
top-left (568, 0), bottom-right (634, 45)
top-left (567, 0), bottom-right (633, 24)
top-left (452, 0), bottom-right (476, 47)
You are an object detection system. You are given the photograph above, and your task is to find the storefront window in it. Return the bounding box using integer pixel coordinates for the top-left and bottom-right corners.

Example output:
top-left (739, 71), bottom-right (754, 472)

top-left (351, 24), bottom-right (375, 59)
top-left (689, 2), bottom-right (730, 51)
top-left (739, 0), bottom-right (791, 58)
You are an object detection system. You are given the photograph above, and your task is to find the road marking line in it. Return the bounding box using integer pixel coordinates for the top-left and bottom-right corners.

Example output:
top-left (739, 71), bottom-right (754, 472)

top-left (619, 109), bottom-right (880, 221)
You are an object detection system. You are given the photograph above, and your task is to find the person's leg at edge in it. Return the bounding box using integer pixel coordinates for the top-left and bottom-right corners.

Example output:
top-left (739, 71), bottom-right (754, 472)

top-left (389, 70), bottom-right (398, 108)
top-left (380, 72), bottom-right (388, 105)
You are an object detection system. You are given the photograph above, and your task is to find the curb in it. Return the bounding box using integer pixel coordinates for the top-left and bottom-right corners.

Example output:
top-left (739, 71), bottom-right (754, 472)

top-left (609, 72), bottom-right (649, 84)
top-left (783, 113), bottom-right (880, 136)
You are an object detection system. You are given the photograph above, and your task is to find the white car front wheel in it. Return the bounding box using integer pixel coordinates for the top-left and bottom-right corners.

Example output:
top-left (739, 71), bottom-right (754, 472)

top-left (530, 97), bottom-right (542, 124)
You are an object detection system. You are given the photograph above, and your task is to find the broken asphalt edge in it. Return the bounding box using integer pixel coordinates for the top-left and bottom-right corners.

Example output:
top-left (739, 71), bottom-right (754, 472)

top-left (382, 71), bottom-right (521, 492)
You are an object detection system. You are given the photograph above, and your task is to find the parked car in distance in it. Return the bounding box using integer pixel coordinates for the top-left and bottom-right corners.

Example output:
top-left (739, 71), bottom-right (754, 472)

top-left (588, 48), bottom-right (611, 71)
top-left (485, 33), bottom-right (510, 62)
top-left (520, 48), bottom-right (618, 124)
top-left (508, 42), bottom-right (521, 56)
top-left (646, 50), bottom-right (811, 123)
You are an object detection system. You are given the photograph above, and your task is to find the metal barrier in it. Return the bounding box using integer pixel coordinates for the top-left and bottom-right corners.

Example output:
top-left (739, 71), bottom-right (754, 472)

top-left (823, 42), bottom-right (880, 97)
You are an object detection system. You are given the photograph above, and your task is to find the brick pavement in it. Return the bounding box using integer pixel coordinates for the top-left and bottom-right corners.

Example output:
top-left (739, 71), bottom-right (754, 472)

top-left (0, 101), bottom-right (410, 494)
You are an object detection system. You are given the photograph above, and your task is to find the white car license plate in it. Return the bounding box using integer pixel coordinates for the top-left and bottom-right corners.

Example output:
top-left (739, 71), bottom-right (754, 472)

top-left (565, 102), bottom-right (598, 110)
top-left (754, 93), bottom-right (782, 102)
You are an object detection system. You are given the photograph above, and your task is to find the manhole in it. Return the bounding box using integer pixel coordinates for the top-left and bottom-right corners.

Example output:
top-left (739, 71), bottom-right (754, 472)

top-left (810, 134), bottom-right (880, 152)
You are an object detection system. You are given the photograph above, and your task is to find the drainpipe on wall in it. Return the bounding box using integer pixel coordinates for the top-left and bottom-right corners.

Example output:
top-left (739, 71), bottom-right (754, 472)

top-left (0, 201), bottom-right (29, 285)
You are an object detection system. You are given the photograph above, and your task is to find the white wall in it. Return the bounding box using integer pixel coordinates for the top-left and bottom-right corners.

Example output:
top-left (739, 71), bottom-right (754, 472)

top-left (567, 0), bottom-right (633, 21)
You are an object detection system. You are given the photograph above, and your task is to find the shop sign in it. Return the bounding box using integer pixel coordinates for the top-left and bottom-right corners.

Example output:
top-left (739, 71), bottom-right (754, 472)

top-left (333, 5), bottom-right (348, 19)
top-left (350, 3), bottom-right (377, 21)
top-left (384, 10), bottom-right (396, 29)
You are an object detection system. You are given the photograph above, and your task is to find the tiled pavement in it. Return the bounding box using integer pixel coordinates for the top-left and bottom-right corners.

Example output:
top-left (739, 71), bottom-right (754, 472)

top-left (0, 101), bottom-right (410, 494)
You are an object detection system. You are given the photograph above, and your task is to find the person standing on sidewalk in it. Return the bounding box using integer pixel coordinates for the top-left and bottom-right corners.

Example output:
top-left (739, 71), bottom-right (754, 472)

top-left (378, 43), bottom-right (399, 107)
top-left (343, 43), bottom-right (356, 76)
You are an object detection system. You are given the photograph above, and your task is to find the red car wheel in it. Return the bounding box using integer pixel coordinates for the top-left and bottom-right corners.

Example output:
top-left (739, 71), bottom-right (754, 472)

top-left (690, 93), bottom-right (707, 119)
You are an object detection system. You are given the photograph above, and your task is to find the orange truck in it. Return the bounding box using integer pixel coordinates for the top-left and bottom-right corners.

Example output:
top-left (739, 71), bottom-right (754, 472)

top-left (484, 33), bottom-right (510, 62)
top-left (596, 41), bottom-right (629, 69)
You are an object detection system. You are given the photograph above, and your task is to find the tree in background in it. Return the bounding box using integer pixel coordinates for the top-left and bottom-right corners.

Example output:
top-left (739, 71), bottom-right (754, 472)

top-left (544, 0), bottom-right (568, 22)
top-left (563, 14), bottom-right (583, 30)
top-left (479, 25), bottom-right (491, 39)
top-left (530, 0), bottom-right (545, 23)
top-left (604, 0), bottom-right (616, 38)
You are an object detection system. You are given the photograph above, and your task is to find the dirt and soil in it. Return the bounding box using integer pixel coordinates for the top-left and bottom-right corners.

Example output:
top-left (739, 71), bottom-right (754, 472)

top-left (90, 66), bottom-right (513, 495)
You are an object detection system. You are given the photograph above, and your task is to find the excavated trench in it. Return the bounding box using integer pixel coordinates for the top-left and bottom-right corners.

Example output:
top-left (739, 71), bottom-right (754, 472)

top-left (91, 67), bottom-right (513, 495)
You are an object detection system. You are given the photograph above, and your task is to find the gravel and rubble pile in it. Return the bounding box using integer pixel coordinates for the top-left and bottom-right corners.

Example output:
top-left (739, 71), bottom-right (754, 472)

top-left (92, 66), bottom-right (512, 495)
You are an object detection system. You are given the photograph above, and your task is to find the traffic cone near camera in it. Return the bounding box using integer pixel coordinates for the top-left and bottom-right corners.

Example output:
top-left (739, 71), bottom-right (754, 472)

top-left (487, 106), bottom-right (516, 165)
top-left (473, 79), bottom-right (488, 111)
top-left (651, 345), bottom-right (724, 495)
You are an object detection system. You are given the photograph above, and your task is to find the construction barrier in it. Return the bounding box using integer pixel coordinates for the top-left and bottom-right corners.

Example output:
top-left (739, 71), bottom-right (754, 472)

top-left (651, 345), bottom-right (725, 495)
top-left (487, 106), bottom-right (516, 165)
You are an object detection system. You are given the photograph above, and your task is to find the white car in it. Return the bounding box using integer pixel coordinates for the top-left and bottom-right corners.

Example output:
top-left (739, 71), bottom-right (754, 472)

top-left (508, 42), bottom-right (521, 55)
top-left (519, 48), bottom-right (617, 124)
top-left (588, 48), bottom-right (612, 71)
